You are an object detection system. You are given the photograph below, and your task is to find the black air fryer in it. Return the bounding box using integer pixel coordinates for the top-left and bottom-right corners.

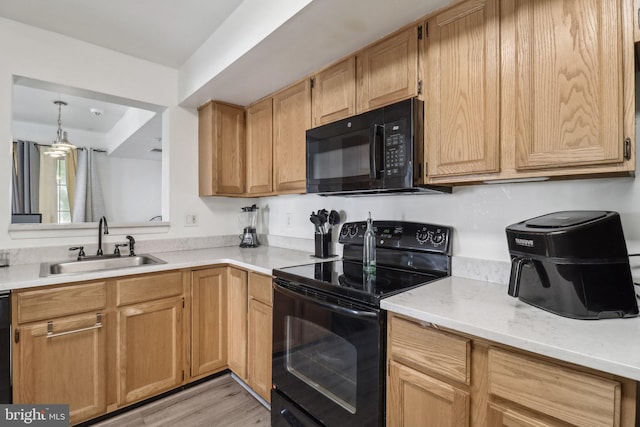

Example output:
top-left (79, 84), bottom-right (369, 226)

top-left (505, 211), bottom-right (638, 319)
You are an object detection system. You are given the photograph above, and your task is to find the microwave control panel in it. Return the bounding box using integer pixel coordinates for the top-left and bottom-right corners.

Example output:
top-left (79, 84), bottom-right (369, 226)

top-left (385, 133), bottom-right (406, 177)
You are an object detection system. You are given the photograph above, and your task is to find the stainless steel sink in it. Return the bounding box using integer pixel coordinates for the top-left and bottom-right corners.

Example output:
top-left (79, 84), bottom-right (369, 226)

top-left (40, 254), bottom-right (166, 277)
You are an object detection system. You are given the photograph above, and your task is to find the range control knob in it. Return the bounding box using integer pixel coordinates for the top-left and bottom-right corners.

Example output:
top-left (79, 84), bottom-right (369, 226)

top-left (415, 228), bottom-right (432, 245)
top-left (340, 225), bottom-right (350, 238)
top-left (432, 231), bottom-right (446, 246)
top-left (348, 225), bottom-right (359, 238)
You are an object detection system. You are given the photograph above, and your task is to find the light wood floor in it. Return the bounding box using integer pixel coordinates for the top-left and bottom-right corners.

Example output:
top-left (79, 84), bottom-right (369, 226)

top-left (91, 374), bottom-right (270, 427)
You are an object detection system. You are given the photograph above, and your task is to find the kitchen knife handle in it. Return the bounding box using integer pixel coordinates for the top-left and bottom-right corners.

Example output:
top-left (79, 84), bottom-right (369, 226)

top-left (508, 257), bottom-right (526, 297)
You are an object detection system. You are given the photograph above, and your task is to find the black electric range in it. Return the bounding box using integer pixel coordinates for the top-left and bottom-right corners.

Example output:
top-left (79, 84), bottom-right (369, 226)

top-left (274, 220), bottom-right (452, 306)
top-left (271, 220), bottom-right (452, 427)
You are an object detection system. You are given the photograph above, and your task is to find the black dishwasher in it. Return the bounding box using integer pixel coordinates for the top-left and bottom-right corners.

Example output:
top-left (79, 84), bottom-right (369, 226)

top-left (0, 291), bottom-right (10, 403)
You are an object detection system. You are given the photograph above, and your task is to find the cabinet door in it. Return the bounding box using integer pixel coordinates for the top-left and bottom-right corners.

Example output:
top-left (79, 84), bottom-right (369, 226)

top-left (246, 98), bottom-right (274, 195)
top-left (247, 298), bottom-right (272, 403)
top-left (198, 101), bottom-right (245, 196)
top-left (387, 360), bottom-right (469, 427)
top-left (487, 403), bottom-right (561, 427)
top-left (117, 297), bottom-right (183, 405)
top-left (191, 268), bottom-right (227, 378)
top-left (273, 79), bottom-right (311, 193)
top-left (425, 0), bottom-right (500, 178)
top-left (227, 267), bottom-right (248, 379)
top-left (14, 313), bottom-right (106, 425)
top-left (312, 57), bottom-right (356, 127)
top-left (357, 26), bottom-right (419, 113)
top-left (512, 0), bottom-right (625, 170)
top-left (635, 0), bottom-right (640, 42)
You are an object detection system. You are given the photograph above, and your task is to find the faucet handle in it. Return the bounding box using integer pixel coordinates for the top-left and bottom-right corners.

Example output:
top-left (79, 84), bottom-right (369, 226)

top-left (114, 243), bottom-right (128, 257)
top-left (69, 246), bottom-right (86, 260)
top-left (126, 235), bottom-right (136, 256)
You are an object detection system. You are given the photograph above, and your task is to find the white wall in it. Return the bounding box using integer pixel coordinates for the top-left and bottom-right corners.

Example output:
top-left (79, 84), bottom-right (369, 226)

top-left (0, 17), bottom-right (249, 249)
top-left (259, 174), bottom-right (639, 263)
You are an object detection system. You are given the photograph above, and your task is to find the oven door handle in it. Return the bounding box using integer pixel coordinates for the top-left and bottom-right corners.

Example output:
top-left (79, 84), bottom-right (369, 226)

top-left (274, 283), bottom-right (379, 318)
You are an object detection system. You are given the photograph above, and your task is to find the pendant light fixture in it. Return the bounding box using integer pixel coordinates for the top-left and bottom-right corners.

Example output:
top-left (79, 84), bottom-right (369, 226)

top-left (45, 100), bottom-right (76, 157)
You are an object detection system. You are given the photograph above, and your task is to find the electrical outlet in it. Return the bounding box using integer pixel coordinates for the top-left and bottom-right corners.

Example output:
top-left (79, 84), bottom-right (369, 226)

top-left (286, 212), bottom-right (292, 228)
top-left (185, 213), bottom-right (198, 226)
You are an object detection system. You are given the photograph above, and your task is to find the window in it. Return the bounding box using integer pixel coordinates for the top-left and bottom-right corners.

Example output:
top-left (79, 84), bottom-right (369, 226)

top-left (55, 159), bottom-right (71, 223)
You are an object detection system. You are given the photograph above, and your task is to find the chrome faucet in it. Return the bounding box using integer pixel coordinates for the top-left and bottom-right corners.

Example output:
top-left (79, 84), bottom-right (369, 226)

top-left (97, 216), bottom-right (109, 256)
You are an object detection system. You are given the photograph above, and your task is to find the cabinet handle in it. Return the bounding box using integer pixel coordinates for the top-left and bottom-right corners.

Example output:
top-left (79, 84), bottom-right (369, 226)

top-left (47, 313), bottom-right (102, 339)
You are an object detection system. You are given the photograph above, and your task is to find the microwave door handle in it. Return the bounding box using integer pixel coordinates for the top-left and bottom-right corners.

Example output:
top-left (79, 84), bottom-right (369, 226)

top-left (370, 124), bottom-right (384, 179)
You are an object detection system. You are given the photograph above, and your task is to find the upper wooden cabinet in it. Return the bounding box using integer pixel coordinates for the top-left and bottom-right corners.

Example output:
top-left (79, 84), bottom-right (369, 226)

top-left (273, 79), bottom-right (311, 194)
top-left (634, 0), bottom-right (640, 42)
top-left (311, 57), bottom-right (357, 127)
top-left (511, 0), bottom-right (628, 171)
top-left (424, 0), bottom-right (500, 178)
top-left (426, 0), bottom-right (635, 185)
top-left (357, 26), bottom-right (420, 113)
top-left (245, 98), bottom-right (274, 195)
top-left (198, 101), bottom-right (245, 196)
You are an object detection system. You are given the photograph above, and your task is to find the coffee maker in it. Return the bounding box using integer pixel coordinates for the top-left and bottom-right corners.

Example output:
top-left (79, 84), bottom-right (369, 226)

top-left (239, 204), bottom-right (260, 248)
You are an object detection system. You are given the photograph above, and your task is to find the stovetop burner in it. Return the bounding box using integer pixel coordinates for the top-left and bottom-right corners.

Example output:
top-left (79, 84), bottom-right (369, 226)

top-left (274, 259), bottom-right (446, 306)
top-left (274, 220), bottom-right (453, 307)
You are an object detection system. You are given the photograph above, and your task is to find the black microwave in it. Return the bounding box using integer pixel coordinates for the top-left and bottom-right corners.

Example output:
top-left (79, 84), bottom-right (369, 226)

top-left (305, 98), bottom-right (450, 195)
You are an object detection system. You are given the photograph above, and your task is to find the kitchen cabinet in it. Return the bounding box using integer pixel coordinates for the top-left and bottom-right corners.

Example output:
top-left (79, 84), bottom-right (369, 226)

top-left (387, 314), bottom-right (470, 427)
top-left (12, 282), bottom-right (108, 425)
top-left (357, 26), bottom-right (419, 113)
top-left (245, 98), bottom-right (274, 195)
top-left (387, 313), bottom-right (638, 426)
top-left (511, 0), bottom-right (629, 171)
top-left (198, 100), bottom-right (245, 196)
top-left (311, 57), bottom-right (356, 127)
top-left (190, 267), bottom-right (227, 379)
top-left (247, 272), bottom-right (273, 402)
top-left (227, 267), bottom-right (248, 380)
top-left (425, 0), bottom-right (635, 185)
top-left (115, 271), bottom-right (185, 406)
top-left (273, 79), bottom-right (311, 194)
top-left (635, 0), bottom-right (640, 42)
top-left (424, 0), bottom-right (500, 178)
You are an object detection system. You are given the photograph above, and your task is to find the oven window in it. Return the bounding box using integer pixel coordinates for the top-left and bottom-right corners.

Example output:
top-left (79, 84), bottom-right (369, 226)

top-left (284, 316), bottom-right (357, 414)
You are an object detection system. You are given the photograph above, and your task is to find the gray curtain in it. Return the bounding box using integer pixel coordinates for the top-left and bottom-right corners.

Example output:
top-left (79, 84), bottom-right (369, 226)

top-left (72, 148), bottom-right (105, 222)
top-left (11, 140), bottom-right (40, 214)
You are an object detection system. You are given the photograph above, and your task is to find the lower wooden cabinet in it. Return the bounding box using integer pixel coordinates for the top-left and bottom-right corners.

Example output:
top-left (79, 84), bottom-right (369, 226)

top-left (388, 360), bottom-right (469, 427)
top-left (11, 266), bottom-right (275, 425)
top-left (247, 272), bottom-right (273, 402)
top-left (227, 267), bottom-right (248, 379)
top-left (190, 267), bottom-right (227, 378)
top-left (117, 296), bottom-right (184, 405)
top-left (387, 313), bottom-right (638, 427)
top-left (14, 312), bottom-right (107, 425)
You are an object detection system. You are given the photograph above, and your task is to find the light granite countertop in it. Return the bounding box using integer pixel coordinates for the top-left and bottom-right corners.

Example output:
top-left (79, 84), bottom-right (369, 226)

top-left (0, 246), bottom-right (317, 292)
top-left (381, 276), bottom-right (640, 381)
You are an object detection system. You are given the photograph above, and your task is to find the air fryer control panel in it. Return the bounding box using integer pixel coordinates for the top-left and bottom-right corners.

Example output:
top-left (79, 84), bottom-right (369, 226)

top-left (339, 220), bottom-right (451, 254)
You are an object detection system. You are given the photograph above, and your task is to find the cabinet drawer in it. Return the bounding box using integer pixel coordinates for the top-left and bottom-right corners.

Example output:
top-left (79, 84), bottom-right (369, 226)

top-left (16, 282), bottom-right (106, 323)
top-left (388, 315), bottom-right (470, 385)
top-left (117, 271), bottom-right (183, 306)
top-left (248, 272), bottom-right (272, 305)
top-left (488, 347), bottom-right (621, 427)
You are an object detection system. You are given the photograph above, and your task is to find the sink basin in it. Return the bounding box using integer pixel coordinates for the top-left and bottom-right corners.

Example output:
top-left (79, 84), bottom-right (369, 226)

top-left (40, 254), bottom-right (166, 277)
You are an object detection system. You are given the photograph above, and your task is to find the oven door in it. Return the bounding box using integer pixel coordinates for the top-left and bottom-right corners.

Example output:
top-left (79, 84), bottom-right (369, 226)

top-left (272, 280), bottom-right (384, 427)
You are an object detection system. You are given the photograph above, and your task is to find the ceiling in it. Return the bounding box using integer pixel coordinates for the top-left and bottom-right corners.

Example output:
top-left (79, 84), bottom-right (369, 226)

top-left (0, 0), bottom-right (245, 68)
